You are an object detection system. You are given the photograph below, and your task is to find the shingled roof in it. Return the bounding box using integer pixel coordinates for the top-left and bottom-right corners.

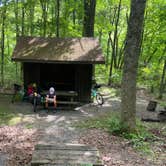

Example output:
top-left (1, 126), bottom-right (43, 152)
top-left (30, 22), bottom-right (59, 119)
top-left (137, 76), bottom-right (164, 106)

top-left (12, 36), bottom-right (105, 64)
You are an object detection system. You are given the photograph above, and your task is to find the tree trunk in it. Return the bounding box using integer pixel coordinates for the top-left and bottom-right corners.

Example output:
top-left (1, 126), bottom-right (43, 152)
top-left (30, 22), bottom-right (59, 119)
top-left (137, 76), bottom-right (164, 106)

top-left (83, 0), bottom-right (96, 78)
top-left (21, 0), bottom-right (25, 36)
top-left (98, 30), bottom-right (102, 43)
top-left (159, 59), bottom-right (166, 99)
top-left (20, 1), bottom-right (25, 81)
top-left (14, 0), bottom-right (20, 79)
top-left (108, 54), bottom-right (114, 86)
top-left (106, 32), bottom-right (111, 66)
top-left (121, 0), bottom-right (146, 132)
top-left (108, 0), bottom-right (122, 85)
top-left (72, 0), bottom-right (76, 29)
top-left (117, 38), bottom-right (125, 69)
top-left (29, 0), bottom-right (35, 36)
top-left (40, 0), bottom-right (49, 37)
top-left (14, 0), bottom-right (19, 38)
top-left (56, 0), bottom-right (60, 37)
top-left (1, 4), bottom-right (7, 86)
top-left (83, 0), bottom-right (96, 37)
top-left (112, 0), bottom-right (121, 69)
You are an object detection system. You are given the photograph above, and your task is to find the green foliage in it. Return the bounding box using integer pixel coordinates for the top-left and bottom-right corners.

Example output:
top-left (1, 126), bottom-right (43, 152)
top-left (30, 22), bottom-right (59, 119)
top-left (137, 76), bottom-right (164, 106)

top-left (0, 0), bottom-right (165, 96)
top-left (80, 164), bottom-right (92, 166)
top-left (95, 65), bottom-right (109, 84)
top-left (110, 69), bottom-right (122, 85)
top-left (138, 0), bottom-right (166, 93)
top-left (25, 123), bottom-right (34, 129)
top-left (159, 101), bottom-right (166, 108)
top-left (121, 121), bottom-right (154, 154)
top-left (0, 103), bottom-right (21, 126)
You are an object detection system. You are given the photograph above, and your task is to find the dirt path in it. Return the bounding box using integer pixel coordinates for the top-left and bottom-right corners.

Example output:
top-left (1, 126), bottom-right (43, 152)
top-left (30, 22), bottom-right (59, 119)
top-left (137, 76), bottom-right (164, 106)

top-left (0, 94), bottom-right (165, 165)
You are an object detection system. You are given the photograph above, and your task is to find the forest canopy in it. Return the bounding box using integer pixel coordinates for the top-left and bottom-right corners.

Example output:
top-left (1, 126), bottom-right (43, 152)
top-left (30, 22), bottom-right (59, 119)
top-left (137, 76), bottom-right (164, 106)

top-left (0, 0), bottom-right (165, 97)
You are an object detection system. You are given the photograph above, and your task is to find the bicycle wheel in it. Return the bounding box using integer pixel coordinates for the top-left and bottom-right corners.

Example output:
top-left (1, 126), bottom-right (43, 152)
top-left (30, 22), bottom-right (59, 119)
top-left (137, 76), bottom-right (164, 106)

top-left (96, 93), bottom-right (104, 105)
top-left (33, 97), bottom-right (37, 112)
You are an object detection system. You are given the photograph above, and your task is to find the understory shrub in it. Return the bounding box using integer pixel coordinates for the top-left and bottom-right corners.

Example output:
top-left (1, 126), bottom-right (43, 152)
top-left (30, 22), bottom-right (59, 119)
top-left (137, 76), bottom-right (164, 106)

top-left (76, 112), bottom-right (154, 154)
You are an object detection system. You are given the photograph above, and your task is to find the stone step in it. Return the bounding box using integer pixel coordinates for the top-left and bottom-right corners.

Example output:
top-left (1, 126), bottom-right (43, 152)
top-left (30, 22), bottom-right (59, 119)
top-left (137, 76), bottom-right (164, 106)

top-left (35, 144), bottom-right (98, 151)
top-left (0, 153), bottom-right (8, 166)
top-left (31, 144), bottom-right (103, 166)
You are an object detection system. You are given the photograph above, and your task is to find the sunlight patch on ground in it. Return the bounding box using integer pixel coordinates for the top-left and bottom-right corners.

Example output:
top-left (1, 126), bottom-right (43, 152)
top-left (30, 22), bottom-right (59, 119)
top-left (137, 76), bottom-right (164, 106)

top-left (137, 99), bottom-right (148, 105)
top-left (76, 107), bottom-right (94, 117)
top-left (50, 116), bottom-right (66, 123)
top-left (22, 116), bottom-right (35, 123)
top-left (8, 117), bottom-right (22, 125)
top-left (45, 115), bottom-right (59, 122)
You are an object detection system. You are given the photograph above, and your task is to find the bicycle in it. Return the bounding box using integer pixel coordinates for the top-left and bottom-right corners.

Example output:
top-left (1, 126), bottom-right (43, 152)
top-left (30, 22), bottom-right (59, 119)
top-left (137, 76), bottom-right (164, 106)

top-left (33, 92), bottom-right (38, 112)
top-left (11, 84), bottom-right (26, 103)
top-left (91, 84), bottom-right (104, 105)
top-left (32, 92), bottom-right (45, 112)
top-left (11, 83), bottom-right (43, 112)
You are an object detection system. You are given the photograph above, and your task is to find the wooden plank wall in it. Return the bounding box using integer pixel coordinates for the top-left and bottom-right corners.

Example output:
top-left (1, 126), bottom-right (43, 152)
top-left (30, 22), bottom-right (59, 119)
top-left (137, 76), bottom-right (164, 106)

top-left (75, 64), bottom-right (92, 103)
top-left (23, 63), bottom-right (40, 88)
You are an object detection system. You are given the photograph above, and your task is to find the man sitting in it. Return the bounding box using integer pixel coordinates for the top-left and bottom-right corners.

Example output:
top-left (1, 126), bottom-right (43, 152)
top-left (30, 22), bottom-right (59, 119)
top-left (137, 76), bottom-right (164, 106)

top-left (45, 87), bottom-right (57, 109)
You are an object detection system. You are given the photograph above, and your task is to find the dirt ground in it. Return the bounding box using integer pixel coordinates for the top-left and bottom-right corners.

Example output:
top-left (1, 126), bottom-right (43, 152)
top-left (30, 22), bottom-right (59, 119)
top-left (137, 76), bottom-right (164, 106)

top-left (0, 126), bottom-right (39, 166)
top-left (0, 91), bottom-right (165, 166)
top-left (79, 128), bottom-right (166, 166)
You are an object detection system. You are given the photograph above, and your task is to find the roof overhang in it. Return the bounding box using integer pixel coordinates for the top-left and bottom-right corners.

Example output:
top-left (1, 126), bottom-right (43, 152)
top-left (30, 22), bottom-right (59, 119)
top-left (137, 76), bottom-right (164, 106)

top-left (12, 36), bottom-right (105, 64)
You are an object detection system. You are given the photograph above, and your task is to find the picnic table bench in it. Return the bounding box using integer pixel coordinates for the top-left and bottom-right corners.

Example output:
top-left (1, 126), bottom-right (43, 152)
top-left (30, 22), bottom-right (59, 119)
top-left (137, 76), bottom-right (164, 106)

top-left (10, 84), bottom-right (80, 110)
top-left (40, 90), bottom-right (79, 109)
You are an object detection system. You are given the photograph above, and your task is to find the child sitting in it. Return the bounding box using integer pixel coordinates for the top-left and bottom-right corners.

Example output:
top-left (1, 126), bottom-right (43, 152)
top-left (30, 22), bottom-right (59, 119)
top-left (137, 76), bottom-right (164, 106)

top-left (45, 87), bottom-right (57, 109)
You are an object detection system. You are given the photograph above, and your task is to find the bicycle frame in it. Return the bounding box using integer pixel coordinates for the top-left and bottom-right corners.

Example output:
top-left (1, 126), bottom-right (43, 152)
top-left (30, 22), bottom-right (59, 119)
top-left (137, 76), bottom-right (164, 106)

top-left (91, 85), bottom-right (104, 105)
top-left (91, 89), bottom-right (97, 97)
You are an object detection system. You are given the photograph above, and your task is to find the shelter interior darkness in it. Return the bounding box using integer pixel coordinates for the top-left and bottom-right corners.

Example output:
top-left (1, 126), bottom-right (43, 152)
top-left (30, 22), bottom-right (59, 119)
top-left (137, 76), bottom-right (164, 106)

top-left (40, 64), bottom-right (75, 91)
top-left (23, 63), bottom-right (92, 102)
top-left (24, 63), bottom-right (76, 91)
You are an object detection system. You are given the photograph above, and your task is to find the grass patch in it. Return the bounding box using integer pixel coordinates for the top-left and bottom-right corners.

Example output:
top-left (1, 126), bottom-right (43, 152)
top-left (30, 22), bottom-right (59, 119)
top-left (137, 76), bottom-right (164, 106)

top-left (121, 121), bottom-right (154, 154)
top-left (75, 112), bottom-right (155, 154)
top-left (8, 117), bottom-right (22, 125)
top-left (25, 123), bottom-right (34, 129)
top-left (0, 103), bottom-right (21, 126)
top-left (159, 101), bottom-right (166, 108)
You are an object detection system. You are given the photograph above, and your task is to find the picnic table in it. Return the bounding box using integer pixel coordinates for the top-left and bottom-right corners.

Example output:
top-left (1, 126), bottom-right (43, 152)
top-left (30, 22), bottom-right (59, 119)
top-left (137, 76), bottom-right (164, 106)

top-left (41, 90), bottom-right (79, 107)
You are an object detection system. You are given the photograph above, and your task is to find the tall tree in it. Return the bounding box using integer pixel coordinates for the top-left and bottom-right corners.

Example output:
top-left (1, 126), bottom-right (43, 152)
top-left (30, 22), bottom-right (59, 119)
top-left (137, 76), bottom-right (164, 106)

top-left (121, 0), bottom-right (146, 131)
top-left (29, 0), bottom-right (35, 36)
top-left (83, 0), bottom-right (96, 77)
top-left (14, 0), bottom-right (19, 38)
top-left (83, 0), bottom-right (96, 37)
top-left (14, 0), bottom-right (20, 78)
top-left (21, 0), bottom-right (25, 36)
top-left (40, 0), bottom-right (49, 37)
top-left (56, 0), bottom-right (60, 37)
top-left (72, 0), bottom-right (76, 29)
top-left (159, 58), bottom-right (166, 99)
top-left (0, 0), bottom-right (7, 86)
top-left (108, 0), bottom-right (122, 85)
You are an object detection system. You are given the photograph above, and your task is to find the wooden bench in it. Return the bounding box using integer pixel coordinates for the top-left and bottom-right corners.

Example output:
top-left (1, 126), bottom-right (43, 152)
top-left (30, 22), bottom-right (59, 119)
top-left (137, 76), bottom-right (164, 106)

top-left (41, 90), bottom-right (79, 109)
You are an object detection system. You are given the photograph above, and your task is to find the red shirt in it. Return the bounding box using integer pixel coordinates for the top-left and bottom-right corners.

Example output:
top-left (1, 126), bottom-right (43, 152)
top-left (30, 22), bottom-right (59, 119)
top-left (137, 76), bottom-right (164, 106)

top-left (27, 86), bottom-right (33, 95)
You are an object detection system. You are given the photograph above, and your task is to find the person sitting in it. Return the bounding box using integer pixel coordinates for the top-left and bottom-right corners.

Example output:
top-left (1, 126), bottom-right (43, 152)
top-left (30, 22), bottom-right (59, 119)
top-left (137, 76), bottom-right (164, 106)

top-left (27, 83), bottom-right (40, 103)
top-left (27, 83), bottom-right (34, 96)
top-left (45, 87), bottom-right (57, 109)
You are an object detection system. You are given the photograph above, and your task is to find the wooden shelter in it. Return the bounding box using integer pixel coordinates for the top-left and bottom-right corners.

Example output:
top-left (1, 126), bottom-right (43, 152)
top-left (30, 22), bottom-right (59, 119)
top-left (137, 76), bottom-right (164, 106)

top-left (12, 36), bottom-right (105, 103)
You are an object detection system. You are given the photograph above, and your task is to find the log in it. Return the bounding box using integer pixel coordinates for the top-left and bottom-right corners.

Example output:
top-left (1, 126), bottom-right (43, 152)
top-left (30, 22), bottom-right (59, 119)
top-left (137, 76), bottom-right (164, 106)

top-left (141, 118), bottom-right (161, 122)
top-left (157, 111), bottom-right (166, 122)
top-left (146, 100), bottom-right (157, 111)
